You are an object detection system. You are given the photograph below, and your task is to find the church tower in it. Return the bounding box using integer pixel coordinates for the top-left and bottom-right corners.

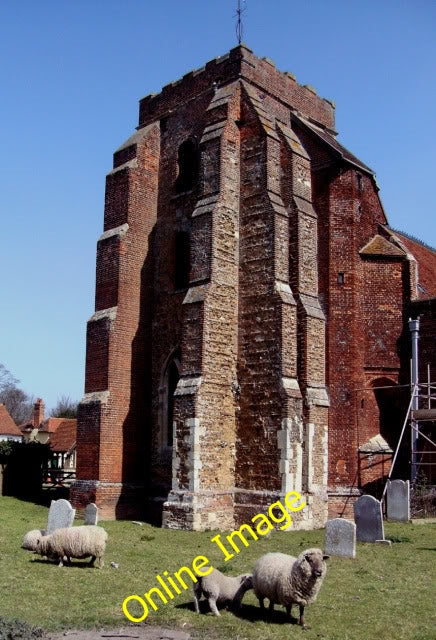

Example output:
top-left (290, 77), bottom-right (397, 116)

top-left (72, 45), bottom-right (419, 528)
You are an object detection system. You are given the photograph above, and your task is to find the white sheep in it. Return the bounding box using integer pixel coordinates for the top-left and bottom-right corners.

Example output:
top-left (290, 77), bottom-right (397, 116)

top-left (193, 568), bottom-right (253, 616)
top-left (35, 525), bottom-right (108, 568)
top-left (22, 529), bottom-right (46, 552)
top-left (252, 548), bottom-right (328, 627)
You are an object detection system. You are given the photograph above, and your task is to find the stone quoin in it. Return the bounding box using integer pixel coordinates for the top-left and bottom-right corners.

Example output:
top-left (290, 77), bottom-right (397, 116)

top-left (70, 45), bottom-right (436, 529)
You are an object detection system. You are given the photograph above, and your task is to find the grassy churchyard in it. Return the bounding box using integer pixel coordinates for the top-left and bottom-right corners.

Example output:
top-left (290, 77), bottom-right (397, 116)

top-left (0, 496), bottom-right (435, 640)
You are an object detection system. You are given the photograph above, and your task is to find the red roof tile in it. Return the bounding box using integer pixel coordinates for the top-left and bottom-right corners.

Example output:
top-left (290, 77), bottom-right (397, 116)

top-left (39, 417), bottom-right (69, 434)
top-left (0, 404), bottom-right (22, 437)
top-left (393, 232), bottom-right (436, 299)
top-left (49, 419), bottom-right (77, 453)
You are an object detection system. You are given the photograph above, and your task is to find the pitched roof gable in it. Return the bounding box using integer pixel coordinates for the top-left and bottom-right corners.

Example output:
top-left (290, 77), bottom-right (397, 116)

top-left (0, 404), bottom-right (22, 436)
top-left (359, 234), bottom-right (407, 258)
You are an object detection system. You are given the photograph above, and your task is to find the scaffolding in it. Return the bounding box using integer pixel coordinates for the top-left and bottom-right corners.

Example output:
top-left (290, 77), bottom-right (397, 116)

top-left (356, 316), bottom-right (435, 499)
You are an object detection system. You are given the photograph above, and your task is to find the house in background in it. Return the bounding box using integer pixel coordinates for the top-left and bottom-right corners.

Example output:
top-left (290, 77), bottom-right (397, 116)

top-left (20, 397), bottom-right (45, 443)
top-left (21, 398), bottom-right (77, 472)
top-left (49, 419), bottom-right (77, 470)
top-left (0, 404), bottom-right (23, 443)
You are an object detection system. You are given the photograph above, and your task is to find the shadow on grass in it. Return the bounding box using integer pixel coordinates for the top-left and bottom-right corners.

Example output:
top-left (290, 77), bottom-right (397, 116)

top-left (8, 487), bottom-right (70, 508)
top-left (233, 604), bottom-right (297, 625)
top-left (28, 558), bottom-right (101, 569)
top-left (175, 601), bottom-right (296, 625)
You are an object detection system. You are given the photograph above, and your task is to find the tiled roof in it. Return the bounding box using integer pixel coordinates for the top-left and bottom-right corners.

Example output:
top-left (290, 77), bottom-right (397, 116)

top-left (0, 404), bottom-right (22, 436)
top-left (393, 231), bottom-right (436, 299)
top-left (39, 417), bottom-right (69, 434)
top-left (49, 419), bottom-right (77, 453)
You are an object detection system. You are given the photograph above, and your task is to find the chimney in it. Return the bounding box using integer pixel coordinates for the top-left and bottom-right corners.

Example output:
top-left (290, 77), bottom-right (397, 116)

top-left (33, 398), bottom-right (44, 427)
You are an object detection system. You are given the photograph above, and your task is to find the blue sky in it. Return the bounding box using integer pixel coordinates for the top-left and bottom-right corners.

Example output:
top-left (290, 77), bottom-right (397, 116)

top-left (1, 0), bottom-right (435, 412)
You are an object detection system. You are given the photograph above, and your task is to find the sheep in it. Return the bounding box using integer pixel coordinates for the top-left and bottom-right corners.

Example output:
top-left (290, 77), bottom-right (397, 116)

top-left (35, 525), bottom-right (108, 568)
top-left (21, 529), bottom-right (46, 552)
top-left (22, 528), bottom-right (70, 563)
top-left (252, 548), bottom-right (328, 628)
top-left (193, 568), bottom-right (253, 616)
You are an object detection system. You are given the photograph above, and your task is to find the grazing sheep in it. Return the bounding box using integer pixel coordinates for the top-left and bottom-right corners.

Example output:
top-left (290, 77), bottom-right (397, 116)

top-left (193, 568), bottom-right (253, 616)
top-left (35, 525), bottom-right (108, 568)
top-left (252, 548), bottom-right (328, 627)
top-left (21, 529), bottom-right (46, 552)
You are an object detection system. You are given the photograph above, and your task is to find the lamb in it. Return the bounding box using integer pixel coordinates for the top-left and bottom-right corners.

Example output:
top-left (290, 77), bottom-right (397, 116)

top-left (193, 568), bottom-right (253, 616)
top-left (34, 525), bottom-right (108, 568)
top-left (252, 548), bottom-right (328, 628)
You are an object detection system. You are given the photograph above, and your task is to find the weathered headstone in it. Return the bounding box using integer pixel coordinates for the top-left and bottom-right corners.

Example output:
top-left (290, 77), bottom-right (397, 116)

top-left (386, 479), bottom-right (410, 522)
top-left (325, 518), bottom-right (356, 558)
top-left (46, 498), bottom-right (75, 534)
top-left (353, 494), bottom-right (384, 542)
top-left (84, 502), bottom-right (99, 525)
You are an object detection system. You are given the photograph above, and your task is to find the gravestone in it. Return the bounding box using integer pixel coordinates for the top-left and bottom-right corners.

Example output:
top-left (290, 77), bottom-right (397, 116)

top-left (84, 502), bottom-right (99, 525)
top-left (353, 494), bottom-right (384, 542)
top-left (46, 498), bottom-right (75, 534)
top-left (325, 518), bottom-right (356, 558)
top-left (386, 479), bottom-right (410, 522)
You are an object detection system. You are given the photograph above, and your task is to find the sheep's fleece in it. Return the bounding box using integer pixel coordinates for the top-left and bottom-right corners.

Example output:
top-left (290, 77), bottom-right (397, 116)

top-left (35, 525), bottom-right (108, 567)
top-left (193, 568), bottom-right (253, 616)
top-left (253, 548), bottom-right (328, 625)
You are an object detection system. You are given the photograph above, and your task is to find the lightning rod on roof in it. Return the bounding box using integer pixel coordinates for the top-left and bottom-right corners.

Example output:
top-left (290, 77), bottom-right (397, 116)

top-left (235, 0), bottom-right (246, 45)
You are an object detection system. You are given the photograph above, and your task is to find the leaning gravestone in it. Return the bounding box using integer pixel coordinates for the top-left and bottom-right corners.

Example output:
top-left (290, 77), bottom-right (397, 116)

top-left (325, 518), bottom-right (356, 558)
top-left (386, 479), bottom-right (410, 522)
top-left (353, 494), bottom-right (384, 542)
top-left (46, 498), bottom-right (75, 534)
top-left (84, 502), bottom-right (99, 525)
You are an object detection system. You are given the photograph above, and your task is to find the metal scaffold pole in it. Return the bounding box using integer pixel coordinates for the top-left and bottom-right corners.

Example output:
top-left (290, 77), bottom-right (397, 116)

top-left (409, 318), bottom-right (420, 484)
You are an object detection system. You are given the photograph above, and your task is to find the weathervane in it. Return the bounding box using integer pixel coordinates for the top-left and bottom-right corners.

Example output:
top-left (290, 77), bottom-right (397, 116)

top-left (235, 0), bottom-right (246, 45)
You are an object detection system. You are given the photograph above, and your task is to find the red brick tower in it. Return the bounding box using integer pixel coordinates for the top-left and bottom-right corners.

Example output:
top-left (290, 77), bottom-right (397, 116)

top-left (71, 45), bottom-right (424, 526)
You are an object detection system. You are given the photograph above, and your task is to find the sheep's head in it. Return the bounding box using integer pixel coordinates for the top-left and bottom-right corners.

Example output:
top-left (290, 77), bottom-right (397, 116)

top-left (238, 574), bottom-right (253, 591)
top-left (233, 574), bottom-right (254, 608)
top-left (301, 548), bottom-right (329, 580)
top-left (21, 529), bottom-right (45, 552)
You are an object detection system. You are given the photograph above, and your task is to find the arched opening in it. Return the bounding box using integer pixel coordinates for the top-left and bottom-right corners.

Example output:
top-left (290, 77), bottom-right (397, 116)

top-left (359, 378), bottom-right (410, 496)
top-left (175, 139), bottom-right (198, 193)
top-left (158, 350), bottom-right (181, 451)
top-left (375, 378), bottom-right (409, 479)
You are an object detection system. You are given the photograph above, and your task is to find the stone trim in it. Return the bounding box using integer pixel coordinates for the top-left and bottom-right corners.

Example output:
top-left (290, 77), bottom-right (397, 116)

top-left (80, 391), bottom-right (110, 405)
top-left (88, 307), bottom-right (117, 324)
top-left (278, 416), bottom-right (303, 494)
top-left (306, 387), bottom-right (330, 408)
top-left (98, 223), bottom-right (129, 242)
top-left (174, 376), bottom-right (202, 396)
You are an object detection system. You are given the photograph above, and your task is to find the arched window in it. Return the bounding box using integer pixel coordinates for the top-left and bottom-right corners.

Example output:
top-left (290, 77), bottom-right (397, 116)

top-left (175, 139), bottom-right (198, 193)
top-left (158, 351), bottom-right (181, 450)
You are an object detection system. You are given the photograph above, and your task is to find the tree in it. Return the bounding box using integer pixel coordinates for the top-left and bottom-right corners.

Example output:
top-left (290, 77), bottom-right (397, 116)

top-left (0, 364), bottom-right (33, 425)
top-left (50, 395), bottom-right (78, 418)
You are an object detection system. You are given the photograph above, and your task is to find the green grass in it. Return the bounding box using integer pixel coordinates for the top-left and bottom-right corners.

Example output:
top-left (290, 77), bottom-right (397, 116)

top-left (1, 496), bottom-right (435, 639)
